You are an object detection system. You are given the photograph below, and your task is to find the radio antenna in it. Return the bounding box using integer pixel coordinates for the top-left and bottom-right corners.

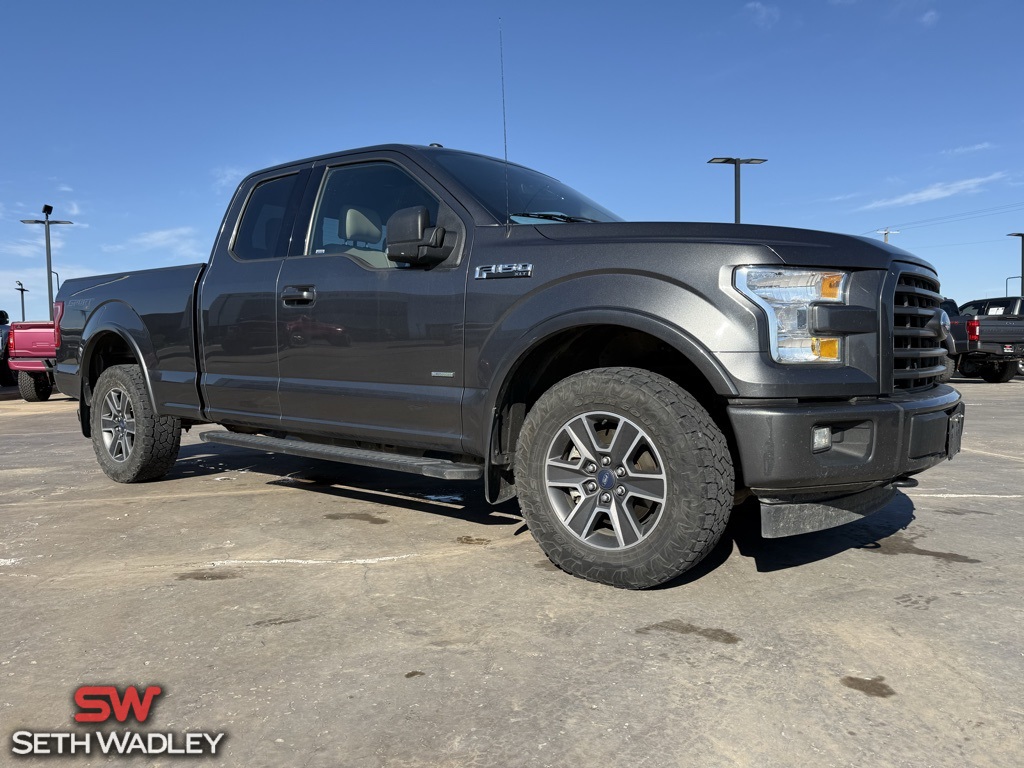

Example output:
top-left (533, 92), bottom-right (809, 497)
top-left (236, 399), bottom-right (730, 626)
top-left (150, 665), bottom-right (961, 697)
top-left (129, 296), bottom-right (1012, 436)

top-left (499, 18), bottom-right (511, 235)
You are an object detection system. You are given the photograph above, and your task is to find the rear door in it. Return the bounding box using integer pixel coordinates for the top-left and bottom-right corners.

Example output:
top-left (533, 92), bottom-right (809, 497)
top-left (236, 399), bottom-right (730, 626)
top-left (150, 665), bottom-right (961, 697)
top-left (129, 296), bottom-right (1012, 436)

top-left (274, 152), bottom-right (470, 452)
top-left (199, 166), bottom-right (310, 427)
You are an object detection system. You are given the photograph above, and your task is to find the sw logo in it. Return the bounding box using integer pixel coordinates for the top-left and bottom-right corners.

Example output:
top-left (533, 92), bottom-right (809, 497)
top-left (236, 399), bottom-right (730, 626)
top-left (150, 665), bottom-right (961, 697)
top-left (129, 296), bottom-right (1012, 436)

top-left (74, 685), bottom-right (162, 723)
top-left (10, 684), bottom-right (226, 757)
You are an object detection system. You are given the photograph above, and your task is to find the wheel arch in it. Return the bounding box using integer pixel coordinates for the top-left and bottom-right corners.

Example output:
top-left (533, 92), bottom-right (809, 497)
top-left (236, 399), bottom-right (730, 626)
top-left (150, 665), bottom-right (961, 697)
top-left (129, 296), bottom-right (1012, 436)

top-left (77, 302), bottom-right (158, 437)
top-left (482, 310), bottom-right (740, 504)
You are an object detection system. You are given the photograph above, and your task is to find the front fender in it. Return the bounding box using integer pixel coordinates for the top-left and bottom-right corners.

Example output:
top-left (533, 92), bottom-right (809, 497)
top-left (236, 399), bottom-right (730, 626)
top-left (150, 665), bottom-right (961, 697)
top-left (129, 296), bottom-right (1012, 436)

top-left (468, 271), bottom-right (742, 447)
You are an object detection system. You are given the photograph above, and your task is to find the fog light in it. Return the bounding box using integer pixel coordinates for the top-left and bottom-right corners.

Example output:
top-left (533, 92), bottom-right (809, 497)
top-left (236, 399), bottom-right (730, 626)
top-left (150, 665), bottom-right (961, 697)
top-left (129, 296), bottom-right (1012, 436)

top-left (812, 426), bottom-right (832, 453)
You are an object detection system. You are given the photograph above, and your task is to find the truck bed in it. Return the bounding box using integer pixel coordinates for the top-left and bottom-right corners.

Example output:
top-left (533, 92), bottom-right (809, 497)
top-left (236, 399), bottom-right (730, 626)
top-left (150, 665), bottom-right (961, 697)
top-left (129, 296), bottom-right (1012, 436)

top-left (7, 321), bottom-right (56, 372)
top-left (55, 263), bottom-right (207, 418)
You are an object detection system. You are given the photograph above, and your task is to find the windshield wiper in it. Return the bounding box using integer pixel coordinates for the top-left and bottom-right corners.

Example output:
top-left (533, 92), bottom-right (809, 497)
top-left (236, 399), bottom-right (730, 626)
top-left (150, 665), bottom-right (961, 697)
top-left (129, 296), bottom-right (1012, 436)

top-left (509, 212), bottom-right (600, 224)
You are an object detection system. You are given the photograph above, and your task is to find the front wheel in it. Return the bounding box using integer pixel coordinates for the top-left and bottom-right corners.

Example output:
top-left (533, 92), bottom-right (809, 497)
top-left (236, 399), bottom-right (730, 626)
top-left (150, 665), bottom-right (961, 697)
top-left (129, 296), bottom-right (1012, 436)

top-left (515, 367), bottom-right (734, 589)
top-left (937, 356), bottom-right (955, 383)
top-left (90, 365), bottom-right (181, 483)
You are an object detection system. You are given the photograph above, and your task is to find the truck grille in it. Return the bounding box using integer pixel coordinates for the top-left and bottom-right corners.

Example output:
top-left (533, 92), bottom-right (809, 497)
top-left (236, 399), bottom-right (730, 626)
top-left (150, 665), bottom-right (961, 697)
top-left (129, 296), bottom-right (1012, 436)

top-left (892, 273), bottom-right (947, 391)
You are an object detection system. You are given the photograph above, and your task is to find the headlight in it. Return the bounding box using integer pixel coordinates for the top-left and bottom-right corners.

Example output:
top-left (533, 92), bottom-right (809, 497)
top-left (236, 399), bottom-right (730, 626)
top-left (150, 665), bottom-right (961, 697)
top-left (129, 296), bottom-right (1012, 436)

top-left (735, 267), bottom-right (849, 364)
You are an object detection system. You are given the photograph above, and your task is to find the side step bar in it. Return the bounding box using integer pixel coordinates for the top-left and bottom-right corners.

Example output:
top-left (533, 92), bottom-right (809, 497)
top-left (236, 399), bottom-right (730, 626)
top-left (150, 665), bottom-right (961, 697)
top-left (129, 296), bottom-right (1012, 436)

top-left (199, 431), bottom-right (483, 481)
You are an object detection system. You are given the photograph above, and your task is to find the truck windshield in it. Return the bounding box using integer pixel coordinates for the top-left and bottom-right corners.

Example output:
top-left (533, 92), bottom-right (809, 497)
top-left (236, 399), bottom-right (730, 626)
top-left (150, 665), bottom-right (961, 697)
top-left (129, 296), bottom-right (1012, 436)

top-left (431, 151), bottom-right (623, 225)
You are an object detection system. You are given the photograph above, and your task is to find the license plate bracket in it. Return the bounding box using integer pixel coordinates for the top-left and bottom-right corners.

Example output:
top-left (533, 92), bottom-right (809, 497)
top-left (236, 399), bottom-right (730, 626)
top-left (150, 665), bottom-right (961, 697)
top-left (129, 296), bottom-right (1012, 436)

top-left (946, 402), bottom-right (966, 459)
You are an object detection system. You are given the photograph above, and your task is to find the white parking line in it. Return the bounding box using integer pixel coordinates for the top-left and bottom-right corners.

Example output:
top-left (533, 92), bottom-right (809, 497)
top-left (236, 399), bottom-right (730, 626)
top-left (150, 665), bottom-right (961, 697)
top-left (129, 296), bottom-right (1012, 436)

top-left (913, 494), bottom-right (1022, 499)
top-left (961, 447), bottom-right (1024, 463)
top-left (210, 555), bottom-right (420, 566)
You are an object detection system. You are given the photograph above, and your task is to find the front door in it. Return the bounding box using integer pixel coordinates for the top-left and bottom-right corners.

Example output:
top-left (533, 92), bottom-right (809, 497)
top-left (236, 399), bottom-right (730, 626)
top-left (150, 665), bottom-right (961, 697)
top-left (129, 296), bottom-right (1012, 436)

top-left (274, 158), bottom-right (468, 451)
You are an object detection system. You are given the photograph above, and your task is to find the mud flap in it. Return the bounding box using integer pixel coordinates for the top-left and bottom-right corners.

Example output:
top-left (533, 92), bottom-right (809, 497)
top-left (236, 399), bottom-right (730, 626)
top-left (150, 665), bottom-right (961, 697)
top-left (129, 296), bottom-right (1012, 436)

top-left (759, 484), bottom-right (898, 539)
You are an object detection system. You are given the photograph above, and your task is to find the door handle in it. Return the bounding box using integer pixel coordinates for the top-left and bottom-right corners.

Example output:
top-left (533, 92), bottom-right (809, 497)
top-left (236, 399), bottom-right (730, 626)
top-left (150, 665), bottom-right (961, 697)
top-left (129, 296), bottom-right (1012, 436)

top-left (281, 286), bottom-right (316, 306)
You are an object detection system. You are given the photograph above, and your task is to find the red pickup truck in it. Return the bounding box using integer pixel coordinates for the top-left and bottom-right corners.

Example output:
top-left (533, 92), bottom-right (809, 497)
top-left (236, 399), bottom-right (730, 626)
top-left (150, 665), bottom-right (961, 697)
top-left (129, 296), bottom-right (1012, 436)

top-left (7, 319), bottom-right (58, 401)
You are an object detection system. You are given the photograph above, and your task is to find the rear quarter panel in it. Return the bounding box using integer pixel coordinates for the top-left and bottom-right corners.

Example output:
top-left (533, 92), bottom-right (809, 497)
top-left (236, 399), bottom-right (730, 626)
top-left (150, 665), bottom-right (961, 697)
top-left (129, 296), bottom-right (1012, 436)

top-left (56, 264), bottom-right (206, 419)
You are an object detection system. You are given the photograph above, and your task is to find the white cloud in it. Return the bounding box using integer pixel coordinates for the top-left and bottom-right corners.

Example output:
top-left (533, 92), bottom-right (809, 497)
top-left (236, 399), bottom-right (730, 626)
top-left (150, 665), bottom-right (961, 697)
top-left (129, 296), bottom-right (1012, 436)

top-left (102, 227), bottom-right (207, 262)
top-left (0, 226), bottom-right (72, 260)
top-left (942, 142), bottom-right (993, 155)
top-left (212, 167), bottom-right (246, 194)
top-left (920, 9), bottom-right (939, 26)
top-left (58, 184), bottom-right (74, 193)
top-left (827, 192), bottom-right (863, 203)
top-left (744, 2), bottom-right (781, 28)
top-left (859, 173), bottom-right (1006, 210)
top-left (0, 238), bottom-right (45, 260)
top-left (828, 0), bottom-right (857, 5)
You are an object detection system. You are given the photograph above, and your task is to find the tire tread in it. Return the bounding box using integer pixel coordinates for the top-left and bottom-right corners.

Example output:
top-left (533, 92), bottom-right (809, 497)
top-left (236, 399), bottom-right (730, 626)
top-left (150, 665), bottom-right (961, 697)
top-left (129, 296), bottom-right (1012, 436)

top-left (516, 367), bottom-right (733, 589)
top-left (91, 365), bottom-right (181, 483)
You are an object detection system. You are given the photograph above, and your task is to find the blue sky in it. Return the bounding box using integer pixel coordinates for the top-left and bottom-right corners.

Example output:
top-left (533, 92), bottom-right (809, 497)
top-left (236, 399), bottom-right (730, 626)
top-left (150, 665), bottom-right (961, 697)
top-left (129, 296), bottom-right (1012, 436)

top-left (2, 0), bottom-right (1023, 321)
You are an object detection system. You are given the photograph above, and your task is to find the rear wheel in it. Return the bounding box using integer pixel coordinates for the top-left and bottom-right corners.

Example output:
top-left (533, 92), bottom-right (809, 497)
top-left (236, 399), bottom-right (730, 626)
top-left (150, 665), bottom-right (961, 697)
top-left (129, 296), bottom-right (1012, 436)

top-left (980, 361), bottom-right (1018, 383)
top-left (515, 367), bottom-right (734, 589)
top-left (18, 371), bottom-right (52, 402)
top-left (90, 365), bottom-right (181, 483)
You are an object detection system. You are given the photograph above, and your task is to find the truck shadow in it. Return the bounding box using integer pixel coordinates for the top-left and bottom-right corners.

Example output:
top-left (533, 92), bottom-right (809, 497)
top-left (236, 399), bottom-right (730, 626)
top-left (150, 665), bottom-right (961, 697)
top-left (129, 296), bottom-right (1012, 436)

top-left (172, 442), bottom-right (520, 528)
top-left (657, 493), bottom-right (917, 588)
top-left (729, 492), bottom-right (915, 572)
top-left (172, 442), bottom-right (918, 579)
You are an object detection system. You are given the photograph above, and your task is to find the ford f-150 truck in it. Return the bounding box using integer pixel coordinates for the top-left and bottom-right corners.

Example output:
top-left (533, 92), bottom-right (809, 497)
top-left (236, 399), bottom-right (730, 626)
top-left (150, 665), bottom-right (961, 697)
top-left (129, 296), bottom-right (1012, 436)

top-left (7, 320), bottom-right (58, 401)
top-left (946, 296), bottom-right (1024, 382)
top-left (53, 144), bottom-right (965, 588)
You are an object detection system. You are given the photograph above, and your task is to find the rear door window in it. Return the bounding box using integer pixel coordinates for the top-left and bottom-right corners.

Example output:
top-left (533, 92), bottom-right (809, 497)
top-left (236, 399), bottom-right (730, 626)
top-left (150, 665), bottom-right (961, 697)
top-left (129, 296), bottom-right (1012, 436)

top-left (232, 174), bottom-right (300, 261)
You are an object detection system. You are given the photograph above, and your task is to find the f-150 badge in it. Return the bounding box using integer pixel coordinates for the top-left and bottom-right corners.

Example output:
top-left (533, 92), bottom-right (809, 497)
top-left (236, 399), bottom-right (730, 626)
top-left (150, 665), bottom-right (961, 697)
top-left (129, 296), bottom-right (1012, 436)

top-left (474, 263), bottom-right (533, 279)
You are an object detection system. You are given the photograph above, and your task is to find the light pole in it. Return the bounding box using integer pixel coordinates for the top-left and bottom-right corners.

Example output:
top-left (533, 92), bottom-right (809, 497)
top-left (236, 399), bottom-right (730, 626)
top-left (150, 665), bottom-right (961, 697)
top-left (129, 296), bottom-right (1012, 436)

top-left (15, 281), bottom-right (29, 322)
top-left (21, 204), bottom-right (72, 320)
top-left (708, 157), bottom-right (767, 224)
top-left (1008, 233), bottom-right (1024, 296)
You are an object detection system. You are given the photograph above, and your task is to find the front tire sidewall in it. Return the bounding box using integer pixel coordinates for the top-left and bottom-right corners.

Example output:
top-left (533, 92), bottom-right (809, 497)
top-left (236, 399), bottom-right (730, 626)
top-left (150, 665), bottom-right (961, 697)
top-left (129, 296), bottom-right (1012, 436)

top-left (90, 365), bottom-right (181, 483)
top-left (516, 368), bottom-right (733, 589)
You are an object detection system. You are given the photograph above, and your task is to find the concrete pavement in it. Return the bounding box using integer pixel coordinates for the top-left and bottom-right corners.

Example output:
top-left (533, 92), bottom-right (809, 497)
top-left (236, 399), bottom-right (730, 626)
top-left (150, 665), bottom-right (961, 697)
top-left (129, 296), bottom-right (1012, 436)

top-left (1, 377), bottom-right (1021, 767)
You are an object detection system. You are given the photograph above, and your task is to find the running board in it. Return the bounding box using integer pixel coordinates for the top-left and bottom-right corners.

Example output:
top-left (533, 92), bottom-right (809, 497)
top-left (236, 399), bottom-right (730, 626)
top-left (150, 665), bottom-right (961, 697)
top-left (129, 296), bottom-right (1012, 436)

top-left (199, 431), bottom-right (483, 481)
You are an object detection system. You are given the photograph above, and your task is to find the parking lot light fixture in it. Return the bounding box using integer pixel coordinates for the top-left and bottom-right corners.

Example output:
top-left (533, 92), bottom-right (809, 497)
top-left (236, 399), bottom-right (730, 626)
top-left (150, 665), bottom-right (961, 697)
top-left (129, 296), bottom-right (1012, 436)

top-left (21, 204), bottom-right (72, 321)
top-left (708, 157), bottom-right (767, 224)
top-left (1009, 234), bottom-right (1024, 296)
top-left (15, 281), bottom-right (29, 322)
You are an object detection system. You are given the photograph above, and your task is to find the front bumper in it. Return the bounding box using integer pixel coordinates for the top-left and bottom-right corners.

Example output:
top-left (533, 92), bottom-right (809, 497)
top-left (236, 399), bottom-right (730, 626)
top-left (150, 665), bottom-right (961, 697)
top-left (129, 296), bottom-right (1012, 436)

top-left (727, 385), bottom-right (965, 535)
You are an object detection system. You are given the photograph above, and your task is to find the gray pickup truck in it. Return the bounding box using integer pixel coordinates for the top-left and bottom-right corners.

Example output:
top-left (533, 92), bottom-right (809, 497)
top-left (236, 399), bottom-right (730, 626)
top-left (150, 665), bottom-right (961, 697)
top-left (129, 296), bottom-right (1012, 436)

top-left (944, 296), bottom-right (1024, 382)
top-left (54, 144), bottom-right (965, 588)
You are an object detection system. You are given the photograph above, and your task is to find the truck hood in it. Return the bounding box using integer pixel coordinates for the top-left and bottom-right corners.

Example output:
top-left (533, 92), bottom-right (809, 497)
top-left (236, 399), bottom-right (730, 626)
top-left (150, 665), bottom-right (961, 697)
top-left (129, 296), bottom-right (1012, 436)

top-left (534, 222), bottom-right (934, 272)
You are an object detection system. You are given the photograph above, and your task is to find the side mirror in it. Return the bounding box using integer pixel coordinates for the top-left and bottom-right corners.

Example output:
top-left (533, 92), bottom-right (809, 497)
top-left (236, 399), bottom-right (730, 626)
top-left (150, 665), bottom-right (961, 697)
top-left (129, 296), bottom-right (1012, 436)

top-left (386, 206), bottom-right (453, 267)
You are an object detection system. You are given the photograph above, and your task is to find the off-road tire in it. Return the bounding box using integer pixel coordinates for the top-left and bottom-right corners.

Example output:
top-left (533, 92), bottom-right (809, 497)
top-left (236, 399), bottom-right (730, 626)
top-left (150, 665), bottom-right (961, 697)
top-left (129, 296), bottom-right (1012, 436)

top-left (515, 367), bottom-right (734, 589)
top-left (18, 371), bottom-right (52, 402)
top-left (90, 365), bottom-right (181, 483)
top-left (937, 356), bottom-right (955, 383)
top-left (980, 361), bottom-right (1018, 383)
